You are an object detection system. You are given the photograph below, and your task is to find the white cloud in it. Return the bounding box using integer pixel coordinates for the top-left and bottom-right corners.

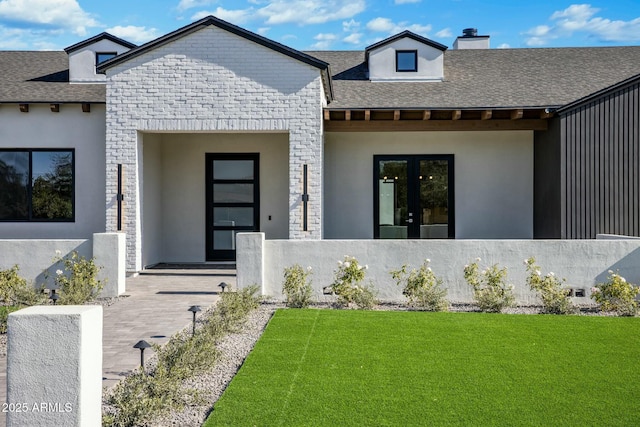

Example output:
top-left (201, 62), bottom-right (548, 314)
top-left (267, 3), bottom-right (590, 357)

top-left (191, 7), bottom-right (254, 24)
top-left (394, 0), bottom-right (421, 3)
top-left (497, 43), bottom-right (511, 49)
top-left (257, 27), bottom-right (270, 35)
top-left (177, 0), bottom-right (217, 12)
top-left (435, 28), bottom-right (452, 38)
top-left (342, 19), bottom-right (360, 32)
top-left (525, 3), bottom-right (640, 46)
top-left (106, 25), bottom-right (160, 44)
top-left (0, 0), bottom-right (99, 36)
top-left (343, 32), bottom-right (362, 44)
top-left (257, 0), bottom-right (365, 25)
top-left (366, 17), bottom-right (431, 35)
top-left (311, 32), bottom-right (337, 49)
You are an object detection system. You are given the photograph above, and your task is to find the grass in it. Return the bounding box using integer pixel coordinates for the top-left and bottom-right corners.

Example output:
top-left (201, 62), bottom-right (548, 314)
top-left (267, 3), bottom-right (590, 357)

top-left (204, 309), bottom-right (640, 426)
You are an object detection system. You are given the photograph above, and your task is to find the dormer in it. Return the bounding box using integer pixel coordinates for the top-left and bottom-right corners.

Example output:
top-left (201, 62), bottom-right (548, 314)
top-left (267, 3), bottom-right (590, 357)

top-left (365, 30), bottom-right (448, 82)
top-left (65, 33), bottom-right (136, 84)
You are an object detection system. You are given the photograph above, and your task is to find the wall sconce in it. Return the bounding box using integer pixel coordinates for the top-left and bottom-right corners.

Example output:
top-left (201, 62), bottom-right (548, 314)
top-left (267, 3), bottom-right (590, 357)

top-left (133, 340), bottom-right (152, 371)
top-left (219, 282), bottom-right (228, 292)
top-left (188, 305), bottom-right (201, 337)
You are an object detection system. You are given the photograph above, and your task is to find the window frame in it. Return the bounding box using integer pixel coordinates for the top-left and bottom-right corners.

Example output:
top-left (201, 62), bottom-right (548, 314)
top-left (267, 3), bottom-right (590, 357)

top-left (0, 148), bottom-right (75, 222)
top-left (396, 50), bottom-right (418, 72)
top-left (95, 52), bottom-right (117, 74)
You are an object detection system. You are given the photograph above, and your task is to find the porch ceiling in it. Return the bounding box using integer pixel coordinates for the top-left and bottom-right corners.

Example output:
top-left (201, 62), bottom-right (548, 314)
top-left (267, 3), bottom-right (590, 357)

top-left (323, 108), bottom-right (551, 131)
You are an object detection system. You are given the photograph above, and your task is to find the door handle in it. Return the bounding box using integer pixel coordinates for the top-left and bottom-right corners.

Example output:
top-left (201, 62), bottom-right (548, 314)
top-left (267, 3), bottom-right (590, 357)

top-left (406, 218), bottom-right (414, 224)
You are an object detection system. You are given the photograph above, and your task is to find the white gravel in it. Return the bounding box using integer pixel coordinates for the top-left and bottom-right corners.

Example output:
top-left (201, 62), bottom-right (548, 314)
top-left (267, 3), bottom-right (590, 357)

top-left (149, 304), bottom-right (276, 426)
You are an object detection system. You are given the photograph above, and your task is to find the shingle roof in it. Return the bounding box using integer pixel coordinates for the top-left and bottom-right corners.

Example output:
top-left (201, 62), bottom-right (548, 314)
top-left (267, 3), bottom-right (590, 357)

top-left (0, 51), bottom-right (104, 103)
top-left (3, 43), bottom-right (640, 108)
top-left (307, 46), bottom-right (640, 109)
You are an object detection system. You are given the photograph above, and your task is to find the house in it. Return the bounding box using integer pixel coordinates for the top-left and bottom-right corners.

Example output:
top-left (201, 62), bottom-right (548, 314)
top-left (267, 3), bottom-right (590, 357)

top-left (1, 16), bottom-right (639, 301)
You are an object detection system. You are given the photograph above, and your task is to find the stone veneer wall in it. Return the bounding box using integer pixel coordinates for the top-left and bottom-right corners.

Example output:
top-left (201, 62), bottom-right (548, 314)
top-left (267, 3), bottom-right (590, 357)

top-left (105, 26), bottom-right (325, 270)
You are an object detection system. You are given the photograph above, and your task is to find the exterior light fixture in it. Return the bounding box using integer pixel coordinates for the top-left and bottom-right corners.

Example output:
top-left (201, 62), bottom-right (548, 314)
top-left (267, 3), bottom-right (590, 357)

top-left (49, 289), bottom-right (59, 305)
top-left (219, 282), bottom-right (228, 292)
top-left (322, 285), bottom-right (334, 295)
top-left (188, 305), bottom-right (201, 337)
top-left (133, 340), bottom-right (152, 371)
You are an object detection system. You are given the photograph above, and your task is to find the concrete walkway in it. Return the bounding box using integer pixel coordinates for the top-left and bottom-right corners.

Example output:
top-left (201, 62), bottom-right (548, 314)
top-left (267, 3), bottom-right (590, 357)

top-left (0, 267), bottom-right (235, 427)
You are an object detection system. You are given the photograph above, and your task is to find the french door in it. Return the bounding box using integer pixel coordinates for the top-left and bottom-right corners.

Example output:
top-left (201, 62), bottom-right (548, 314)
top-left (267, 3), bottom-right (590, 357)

top-left (374, 155), bottom-right (454, 239)
top-left (205, 153), bottom-right (259, 261)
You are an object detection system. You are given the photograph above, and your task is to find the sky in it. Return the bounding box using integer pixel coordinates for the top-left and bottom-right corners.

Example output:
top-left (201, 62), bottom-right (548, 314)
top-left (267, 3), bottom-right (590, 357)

top-left (1, 0), bottom-right (640, 51)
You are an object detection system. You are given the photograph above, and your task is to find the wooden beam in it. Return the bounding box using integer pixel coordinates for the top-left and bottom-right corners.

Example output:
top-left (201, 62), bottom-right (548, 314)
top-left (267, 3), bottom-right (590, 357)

top-left (50, 104), bottom-right (60, 113)
top-left (344, 110), bottom-right (351, 121)
top-left (364, 110), bottom-right (370, 121)
top-left (393, 110), bottom-right (400, 121)
top-left (82, 103), bottom-right (91, 113)
top-left (481, 110), bottom-right (492, 120)
top-left (422, 110), bottom-right (431, 120)
top-left (510, 109), bottom-right (523, 120)
top-left (324, 110), bottom-right (330, 121)
top-left (324, 119), bottom-right (549, 132)
top-left (452, 110), bottom-right (461, 120)
top-left (19, 104), bottom-right (28, 113)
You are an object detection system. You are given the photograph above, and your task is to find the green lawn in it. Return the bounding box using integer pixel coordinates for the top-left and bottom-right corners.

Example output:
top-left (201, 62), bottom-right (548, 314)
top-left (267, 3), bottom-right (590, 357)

top-left (204, 309), bottom-right (640, 426)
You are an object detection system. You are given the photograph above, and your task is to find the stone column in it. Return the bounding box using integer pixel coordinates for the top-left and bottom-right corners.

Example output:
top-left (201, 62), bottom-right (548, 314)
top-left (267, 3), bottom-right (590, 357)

top-left (7, 306), bottom-right (102, 427)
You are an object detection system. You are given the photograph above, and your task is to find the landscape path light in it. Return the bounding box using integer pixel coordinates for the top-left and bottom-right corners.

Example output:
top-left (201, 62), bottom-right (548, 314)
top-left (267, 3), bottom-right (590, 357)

top-left (133, 340), bottom-right (152, 371)
top-left (188, 305), bottom-right (201, 337)
top-left (219, 282), bottom-right (228, 292)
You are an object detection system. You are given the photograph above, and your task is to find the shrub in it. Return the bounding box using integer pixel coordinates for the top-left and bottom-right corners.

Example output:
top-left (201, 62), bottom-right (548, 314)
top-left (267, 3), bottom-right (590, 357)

top-left (104, 286), bottom-right (261, 426)
top-left (282, 264), bottom-right (313, 308)
top-left (591, 271), bottom-right (639, 316)
top-left (0, 265), bottom-right (46, 306)
top-left (0, 306), bottom-right (22, 334)
top-left (463, 258), bottom-right (515, 312)
top-left (330, 256), bottom-right (376, 309)
top-left (391, 259), bottom-right (448, 311)
top-left (524, 258), bottom-right (575, 314)
top-left (53, 251), bottom-right (104, 304)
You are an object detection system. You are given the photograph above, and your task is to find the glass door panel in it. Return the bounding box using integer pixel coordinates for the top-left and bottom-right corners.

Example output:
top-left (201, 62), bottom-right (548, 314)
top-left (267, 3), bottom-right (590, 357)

top-left (419, 160), bottom-right (450, 239)
top-left (206, 153), bottom-right (259, 261)
top-left (377, 160), bottom-right (408, 238)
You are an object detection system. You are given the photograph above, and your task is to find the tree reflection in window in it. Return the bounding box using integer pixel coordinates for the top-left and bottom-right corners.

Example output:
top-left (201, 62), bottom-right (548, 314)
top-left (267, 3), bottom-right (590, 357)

top-left (0, 150), bottom-right (73, 221)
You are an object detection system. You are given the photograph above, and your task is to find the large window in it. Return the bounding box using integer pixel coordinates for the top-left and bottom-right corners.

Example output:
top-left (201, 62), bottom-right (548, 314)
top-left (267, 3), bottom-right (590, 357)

top-left (0, 150), bottom-right (74, 221)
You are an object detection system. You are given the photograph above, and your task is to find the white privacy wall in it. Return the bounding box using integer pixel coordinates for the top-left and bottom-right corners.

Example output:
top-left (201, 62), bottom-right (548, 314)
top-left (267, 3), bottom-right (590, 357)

top-left (105, 25), bottom-right (325, 270)
top-left (324, 131), bottom-right (534, 239)
top-left (237, 233), bottom-right (640, 304)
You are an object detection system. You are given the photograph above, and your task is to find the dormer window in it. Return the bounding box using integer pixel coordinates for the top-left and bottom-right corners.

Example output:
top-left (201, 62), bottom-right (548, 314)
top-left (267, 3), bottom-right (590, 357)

top-left (396, 50), bottom-right (417, 72)
top-left (96, 52), bottom-right (117, 65)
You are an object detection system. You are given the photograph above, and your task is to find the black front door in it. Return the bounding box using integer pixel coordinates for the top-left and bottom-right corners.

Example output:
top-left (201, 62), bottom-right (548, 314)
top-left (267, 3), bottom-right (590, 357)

top-left (206, 153), bottom-right (259, 261)
top-left (374, 155), bottom-right (454, 239)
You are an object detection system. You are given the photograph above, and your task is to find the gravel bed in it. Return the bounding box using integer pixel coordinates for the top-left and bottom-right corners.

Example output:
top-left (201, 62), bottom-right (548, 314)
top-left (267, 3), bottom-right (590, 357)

top-left (151, 305), bottom-right (276, 426)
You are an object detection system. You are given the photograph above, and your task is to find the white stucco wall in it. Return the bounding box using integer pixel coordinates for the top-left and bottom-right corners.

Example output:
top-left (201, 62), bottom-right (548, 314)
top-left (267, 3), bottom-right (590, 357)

top-left (368, 38), bottom-right (445, 81)
top-left (324, 131), bottom-right (533, 239)
top-left (68, 39), bottom-right (132, 83)
top-left (140, 132), bottom-right (289, 266)
top-left (237, 233), bottom-right (640, 304)
top-left (0, 103), bottom-right (106, 239)
top-left (105, 25), bottom-right (324, 270)
top-left (0, 233), bottom-right (125, 297)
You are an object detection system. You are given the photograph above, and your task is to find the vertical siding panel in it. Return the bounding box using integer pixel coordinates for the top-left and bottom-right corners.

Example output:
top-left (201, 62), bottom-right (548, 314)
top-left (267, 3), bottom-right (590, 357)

top-left (579, 106), bottom-right (586, 238)
top-left (623, 89), bottom-right (630, 236)
top-left (630, 85), bottom-right (640, 236)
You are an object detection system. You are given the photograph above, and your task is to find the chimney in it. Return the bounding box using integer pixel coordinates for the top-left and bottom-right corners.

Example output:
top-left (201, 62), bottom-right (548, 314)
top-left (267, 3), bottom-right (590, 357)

top-left (453, 28), bottom-right (490, 50)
